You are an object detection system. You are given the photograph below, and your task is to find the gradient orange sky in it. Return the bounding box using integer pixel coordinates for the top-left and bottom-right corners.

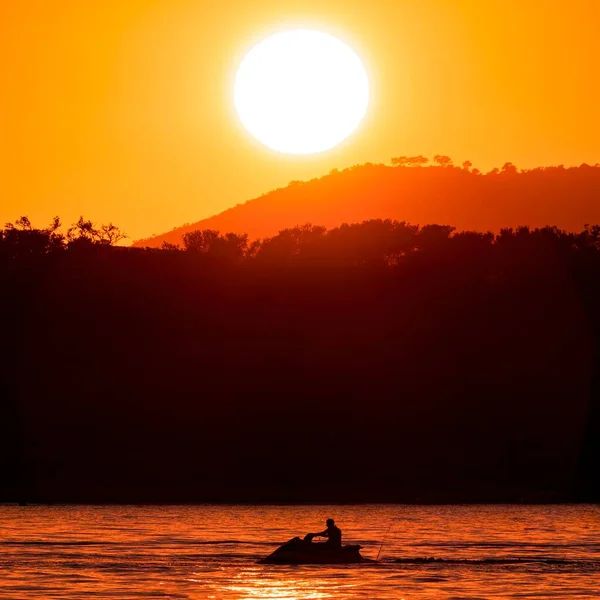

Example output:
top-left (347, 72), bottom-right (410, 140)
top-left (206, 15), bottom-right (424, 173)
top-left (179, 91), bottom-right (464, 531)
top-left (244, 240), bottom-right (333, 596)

top-left (2, 0), bottom-right (599, 241)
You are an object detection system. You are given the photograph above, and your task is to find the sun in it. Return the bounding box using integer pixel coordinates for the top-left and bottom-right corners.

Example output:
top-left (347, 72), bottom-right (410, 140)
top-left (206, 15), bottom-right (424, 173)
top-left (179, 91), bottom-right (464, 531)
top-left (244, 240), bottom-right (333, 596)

top-left (234, 29), bottom-right (370, 155)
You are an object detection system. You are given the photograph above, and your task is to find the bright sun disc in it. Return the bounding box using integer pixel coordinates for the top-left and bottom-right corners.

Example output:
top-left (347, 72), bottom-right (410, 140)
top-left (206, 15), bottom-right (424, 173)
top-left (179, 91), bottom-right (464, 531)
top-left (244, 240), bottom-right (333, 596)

top-left (235, 29), bottom-right (370, 155)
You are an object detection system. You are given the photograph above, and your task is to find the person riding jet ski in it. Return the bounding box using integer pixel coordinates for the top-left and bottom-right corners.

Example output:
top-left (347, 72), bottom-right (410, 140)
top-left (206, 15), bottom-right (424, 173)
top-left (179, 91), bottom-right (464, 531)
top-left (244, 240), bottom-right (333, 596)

top-left (305, 518), bottom-right (342, 548)
top-left (261, 518), bottom-right (369, 564)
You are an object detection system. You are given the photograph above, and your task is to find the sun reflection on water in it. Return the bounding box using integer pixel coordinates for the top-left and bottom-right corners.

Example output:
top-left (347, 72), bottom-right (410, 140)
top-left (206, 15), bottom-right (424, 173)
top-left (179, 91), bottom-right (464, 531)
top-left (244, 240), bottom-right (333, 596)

top-left (211, 567), bottom-right (358, 599)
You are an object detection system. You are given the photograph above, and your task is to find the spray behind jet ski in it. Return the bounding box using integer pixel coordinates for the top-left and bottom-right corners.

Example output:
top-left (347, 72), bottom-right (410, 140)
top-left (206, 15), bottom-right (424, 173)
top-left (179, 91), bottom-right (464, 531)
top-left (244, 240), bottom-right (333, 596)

top-left (376, 518), bottom-right (398, 562)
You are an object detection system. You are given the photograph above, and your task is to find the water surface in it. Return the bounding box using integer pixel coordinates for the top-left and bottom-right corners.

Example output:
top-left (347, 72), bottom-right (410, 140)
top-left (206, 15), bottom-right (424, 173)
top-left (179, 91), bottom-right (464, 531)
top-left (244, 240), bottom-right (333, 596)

top-left (1, 504), bottom-right (598, 599)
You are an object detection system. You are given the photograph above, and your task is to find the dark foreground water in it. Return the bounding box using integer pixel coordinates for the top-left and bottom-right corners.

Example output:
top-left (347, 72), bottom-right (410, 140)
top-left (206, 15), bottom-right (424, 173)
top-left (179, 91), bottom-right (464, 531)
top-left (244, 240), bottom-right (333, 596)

top-left (0, 504), bottom-right (598, 599)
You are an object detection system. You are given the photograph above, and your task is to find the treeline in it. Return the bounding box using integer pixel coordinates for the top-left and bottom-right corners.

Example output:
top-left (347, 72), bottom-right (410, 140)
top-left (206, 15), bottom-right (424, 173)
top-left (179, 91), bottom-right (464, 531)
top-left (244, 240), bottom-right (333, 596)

top-left (1, 216), bottom-right (599, 503)
top-left (6, 213), bottom-right (600, 268)
top-left (387, 153), bottom-right (592, 174)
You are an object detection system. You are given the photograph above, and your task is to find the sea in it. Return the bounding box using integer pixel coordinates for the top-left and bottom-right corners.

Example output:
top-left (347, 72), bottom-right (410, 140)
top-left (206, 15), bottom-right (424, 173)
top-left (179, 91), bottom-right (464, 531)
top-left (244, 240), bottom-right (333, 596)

top-left (0, 504), bottom-right (598, 599)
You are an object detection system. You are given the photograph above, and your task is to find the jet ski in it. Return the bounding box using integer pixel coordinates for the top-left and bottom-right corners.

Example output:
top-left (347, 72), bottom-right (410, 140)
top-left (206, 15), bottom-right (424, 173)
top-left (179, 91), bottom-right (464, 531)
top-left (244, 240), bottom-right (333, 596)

top-left (260, 535), bottom-right (372, 564)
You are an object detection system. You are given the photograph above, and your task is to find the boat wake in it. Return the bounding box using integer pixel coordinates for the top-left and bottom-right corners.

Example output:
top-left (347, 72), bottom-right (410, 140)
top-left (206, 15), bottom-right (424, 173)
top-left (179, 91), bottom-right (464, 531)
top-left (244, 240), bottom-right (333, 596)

top-left (391, 557), bottom-right (600, 568)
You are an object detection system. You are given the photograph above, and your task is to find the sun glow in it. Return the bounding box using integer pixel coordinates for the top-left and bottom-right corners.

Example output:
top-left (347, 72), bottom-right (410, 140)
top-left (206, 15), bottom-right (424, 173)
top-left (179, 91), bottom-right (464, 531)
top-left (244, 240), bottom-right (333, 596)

top-left (234, 29), bottom-right (370, 155)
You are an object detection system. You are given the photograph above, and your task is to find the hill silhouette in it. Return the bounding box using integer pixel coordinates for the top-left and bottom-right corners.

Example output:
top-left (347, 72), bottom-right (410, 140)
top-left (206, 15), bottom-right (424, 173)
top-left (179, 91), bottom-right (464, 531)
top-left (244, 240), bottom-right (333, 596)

top-left (133, 158), bottom-right (600, 248)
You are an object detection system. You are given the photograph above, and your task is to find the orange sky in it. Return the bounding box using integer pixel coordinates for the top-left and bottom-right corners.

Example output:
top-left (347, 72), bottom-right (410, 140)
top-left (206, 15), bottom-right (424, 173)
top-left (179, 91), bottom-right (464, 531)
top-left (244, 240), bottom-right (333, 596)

top-left (2, 0), bottom-right (599, 241)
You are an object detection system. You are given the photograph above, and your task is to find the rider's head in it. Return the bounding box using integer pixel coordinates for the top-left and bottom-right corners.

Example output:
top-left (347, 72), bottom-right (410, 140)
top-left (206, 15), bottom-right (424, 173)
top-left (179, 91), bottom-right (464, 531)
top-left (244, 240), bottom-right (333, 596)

top-left (326, 518), bottom-right (335, 527)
